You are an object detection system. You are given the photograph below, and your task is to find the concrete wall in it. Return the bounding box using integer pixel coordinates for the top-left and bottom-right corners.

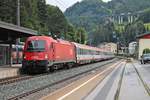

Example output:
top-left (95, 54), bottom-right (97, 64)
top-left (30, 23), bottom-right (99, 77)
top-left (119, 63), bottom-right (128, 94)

top-left (138, 39), bottom-right (150, 59)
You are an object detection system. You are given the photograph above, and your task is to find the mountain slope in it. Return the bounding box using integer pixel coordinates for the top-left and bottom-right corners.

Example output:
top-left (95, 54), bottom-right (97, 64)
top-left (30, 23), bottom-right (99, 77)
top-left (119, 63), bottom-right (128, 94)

top-left (65, 0), bottom-right (150, 33)
top-left (107, 0), bottom-right (150, 13)
top-left (65, 0), bottom-right (111, 33)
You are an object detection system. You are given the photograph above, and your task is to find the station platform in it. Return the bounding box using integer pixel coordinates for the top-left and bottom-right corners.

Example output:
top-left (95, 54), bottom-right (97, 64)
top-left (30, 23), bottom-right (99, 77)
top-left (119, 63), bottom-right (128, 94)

top-left (41, 60), bottom-right (150, 100)
top-left (0, 64), bottom-right (21, 79)
top-left (85, 61), bottom-right (150, 100)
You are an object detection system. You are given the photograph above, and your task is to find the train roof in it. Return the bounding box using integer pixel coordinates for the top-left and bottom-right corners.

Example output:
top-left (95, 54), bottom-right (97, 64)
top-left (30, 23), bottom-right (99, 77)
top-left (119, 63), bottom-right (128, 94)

top-left (27, 36), bottom-right (72, 45)
top-left (72, 42), bottom-right (102, 51)
top-left (56, 39), bottom-right (73, 45)
top-left (27, 36), bottom-right (54, 41)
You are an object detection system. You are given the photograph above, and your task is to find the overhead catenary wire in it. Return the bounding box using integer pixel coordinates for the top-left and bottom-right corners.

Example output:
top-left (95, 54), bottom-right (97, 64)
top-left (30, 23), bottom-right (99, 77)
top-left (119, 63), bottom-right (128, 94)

top-left (53, 0), bottom-right (66, 9)
top-left (58, 0), bottom-right (68, 7)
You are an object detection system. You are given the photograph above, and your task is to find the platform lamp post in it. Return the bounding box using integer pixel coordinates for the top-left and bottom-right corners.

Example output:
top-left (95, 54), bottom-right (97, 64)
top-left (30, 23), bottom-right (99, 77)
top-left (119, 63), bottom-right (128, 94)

top-left (16, 0), bottom-right (20, 64)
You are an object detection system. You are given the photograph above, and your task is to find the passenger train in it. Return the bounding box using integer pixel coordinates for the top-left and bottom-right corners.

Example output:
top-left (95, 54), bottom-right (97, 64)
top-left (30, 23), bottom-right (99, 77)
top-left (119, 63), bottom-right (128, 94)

top-left (22, 36), bottom-right (114, 73)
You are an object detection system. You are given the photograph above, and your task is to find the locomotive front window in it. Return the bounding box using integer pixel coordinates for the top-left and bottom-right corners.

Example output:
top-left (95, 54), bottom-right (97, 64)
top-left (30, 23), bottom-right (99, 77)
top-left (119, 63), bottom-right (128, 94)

top-left (26, 40), bottom-right (45, 52)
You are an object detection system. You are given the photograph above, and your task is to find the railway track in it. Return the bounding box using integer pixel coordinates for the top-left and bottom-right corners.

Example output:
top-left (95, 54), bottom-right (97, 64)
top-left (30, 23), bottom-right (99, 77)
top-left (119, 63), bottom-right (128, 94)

top-left (0, 73), bottom-right (53, 85)
top-left (0, 75), bottom-right (33, 85)
top-left (8, 60), bottom-right (123, 100)
top-left (0, 60), bottom-right (117, 86)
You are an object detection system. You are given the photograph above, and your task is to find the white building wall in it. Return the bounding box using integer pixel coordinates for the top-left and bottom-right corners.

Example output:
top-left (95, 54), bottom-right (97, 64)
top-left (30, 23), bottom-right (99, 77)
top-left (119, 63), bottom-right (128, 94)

top-left (138, 39), bottom-right (150, 59)
top-left (98, 42), bottom-right (117, 54)
top-left (129, 42), bottom-right (137, 55)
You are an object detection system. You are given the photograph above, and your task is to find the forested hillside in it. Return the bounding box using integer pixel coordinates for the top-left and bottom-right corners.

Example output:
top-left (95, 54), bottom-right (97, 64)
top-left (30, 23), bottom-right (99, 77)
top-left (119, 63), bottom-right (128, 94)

top-left (107, 0), bottom-right (150, 13)
top-left (0, 0), bottom-right (87, 44)
top-left (0, 0), bottom-right (69, 36)
top-left (65, 0), bottom-right (150, 46)
top-left (65, 0), bottom-right (111, 32)
top-left (1, 0), bottom-right (150, 46)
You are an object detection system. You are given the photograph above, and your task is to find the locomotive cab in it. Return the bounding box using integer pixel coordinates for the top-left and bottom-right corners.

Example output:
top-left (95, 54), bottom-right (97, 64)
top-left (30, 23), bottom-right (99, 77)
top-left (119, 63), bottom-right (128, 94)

top-left (22, 36), bottom-right (53, 73)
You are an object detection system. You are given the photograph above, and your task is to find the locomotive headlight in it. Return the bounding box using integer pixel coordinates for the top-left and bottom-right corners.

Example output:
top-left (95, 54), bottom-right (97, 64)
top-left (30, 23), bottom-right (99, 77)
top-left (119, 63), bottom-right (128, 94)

top-left (45, 54), bottom-right (48, 59)
top-left (23, 55), bottom-right (26, 59)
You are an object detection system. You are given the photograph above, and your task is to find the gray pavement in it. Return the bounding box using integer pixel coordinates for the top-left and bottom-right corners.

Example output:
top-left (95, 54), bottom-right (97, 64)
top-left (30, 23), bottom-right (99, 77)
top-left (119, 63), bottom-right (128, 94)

top-left (119, 63), bottom-right (149, 100)
top-left (85, 61), bottom-right (150, 100)
top-left (85, 62), bottom-right (124, 100)
top-left (133, 61), bottom-right (150, 94)
top-left (0, 64), bottom-right (21, 79)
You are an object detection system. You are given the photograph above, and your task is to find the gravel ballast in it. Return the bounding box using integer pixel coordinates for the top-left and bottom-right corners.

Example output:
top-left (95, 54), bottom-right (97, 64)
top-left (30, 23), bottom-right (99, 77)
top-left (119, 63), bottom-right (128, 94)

top-left (0, 58), bottom-right (118, 100)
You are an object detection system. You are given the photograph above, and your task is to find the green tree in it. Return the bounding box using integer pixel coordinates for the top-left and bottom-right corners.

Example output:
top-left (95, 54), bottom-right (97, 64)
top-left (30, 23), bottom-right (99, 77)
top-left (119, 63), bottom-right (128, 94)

top-left (92, 21), bottom-right (115, 46)
top-left (20, 0), bottom-right (39, 30)
top-left (143, 48), bottom-right (150, 54)
top-left (123, 20), bottom-right (145, 46)
top-left (46, 5), bottom-right (69, 38)
top-left (0, 0), bottom-right (78, 42)
top-left (0, 0), bottom-right (17, 24)
top-left (139, 8), bottom-right (150, 23)
top-left (75, 28), bottom-right (87, 44)
top-left (65, 24), bottom-right (76, 41)
top-left (37, 0), bottom-right (48, 34)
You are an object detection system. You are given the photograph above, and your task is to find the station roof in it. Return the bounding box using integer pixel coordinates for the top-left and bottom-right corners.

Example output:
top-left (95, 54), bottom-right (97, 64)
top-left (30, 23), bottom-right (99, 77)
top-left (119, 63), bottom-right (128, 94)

top-left (137, 32), bottom-right (150, 39)
top-left (0, 21), bottom-right (37, 44)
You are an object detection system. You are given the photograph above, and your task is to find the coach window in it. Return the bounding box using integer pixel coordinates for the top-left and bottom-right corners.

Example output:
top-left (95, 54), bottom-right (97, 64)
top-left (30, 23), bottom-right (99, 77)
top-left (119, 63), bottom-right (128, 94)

top-left (88, 50), bottom-right (91, 55)
top-left (79, 48), bottom-right (81, 55)
top-left (79, 48), bottom-right (82, 55)
top-left (97, 51), bottom-right (99, 55)
top-left (82, 49), bottom-right (84, 55)
top-left (81, 49), bottom-right (83, 55)
top-left (87, 49), bottom-right (89, 55)
top-left (84, 49), bottom-right (86, 55)
top-left (83, 49), bottom-right (85, 55)
top-left (99, 51), bottom-right (101, 55)
top-left (94, 51), bottom-right (96, 55)
top-left (77, 48), bottom-right (80, 54)
top-left (80, 49), bottom-right (82, 54)
top-left (87, 50), bottom-right (89, 55)
top-left (90, 50), bottom-right (93, 55)
top-left (85, 49), bottom-right (87, 55)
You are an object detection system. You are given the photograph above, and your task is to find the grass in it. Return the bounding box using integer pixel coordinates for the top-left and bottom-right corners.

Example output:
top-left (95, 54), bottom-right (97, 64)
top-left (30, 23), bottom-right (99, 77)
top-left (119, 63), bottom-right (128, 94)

top-left (144, 23), bottom-right (150, 30)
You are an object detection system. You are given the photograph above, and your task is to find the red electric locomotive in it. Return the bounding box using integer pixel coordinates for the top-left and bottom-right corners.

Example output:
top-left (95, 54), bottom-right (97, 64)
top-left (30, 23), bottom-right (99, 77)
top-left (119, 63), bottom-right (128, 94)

top-left (22, 36), bottom-right (76, 73)
top-left (22, 36), bottom-right (114, 73)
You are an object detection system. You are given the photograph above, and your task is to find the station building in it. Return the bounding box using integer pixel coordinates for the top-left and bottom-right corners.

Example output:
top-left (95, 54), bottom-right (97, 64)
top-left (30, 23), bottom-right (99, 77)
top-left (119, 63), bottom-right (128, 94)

top-left (0, 21), bottom-right (37, 66)
top-left (137, 32), bottom-right (150, 59)
top-left (98, 42), bottom-right (117, 54)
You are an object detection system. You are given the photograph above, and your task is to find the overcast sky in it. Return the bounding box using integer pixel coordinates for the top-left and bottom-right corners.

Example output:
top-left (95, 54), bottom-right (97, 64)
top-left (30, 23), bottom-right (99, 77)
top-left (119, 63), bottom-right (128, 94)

top-left (46, 0), bottom-right (111, 12)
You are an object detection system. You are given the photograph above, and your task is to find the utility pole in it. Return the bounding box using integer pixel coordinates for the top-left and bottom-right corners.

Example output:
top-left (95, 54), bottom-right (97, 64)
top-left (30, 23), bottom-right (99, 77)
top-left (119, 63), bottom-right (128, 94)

top-left (17, 0), bottom-right (20, 26)
top-left (16, 0), bottom-right (20, 64)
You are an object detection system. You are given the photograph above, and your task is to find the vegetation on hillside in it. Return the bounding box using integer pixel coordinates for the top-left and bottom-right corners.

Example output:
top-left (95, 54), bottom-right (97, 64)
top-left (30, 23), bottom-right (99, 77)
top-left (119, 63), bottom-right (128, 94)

top-left (0, 0), bottom-right (87, 44)
top-left (107, 0), bottom-right (150, 14)
top-left (1, 0), bottom-right (150, 46)
top-left (65, 0), bottom-right (150, 46)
